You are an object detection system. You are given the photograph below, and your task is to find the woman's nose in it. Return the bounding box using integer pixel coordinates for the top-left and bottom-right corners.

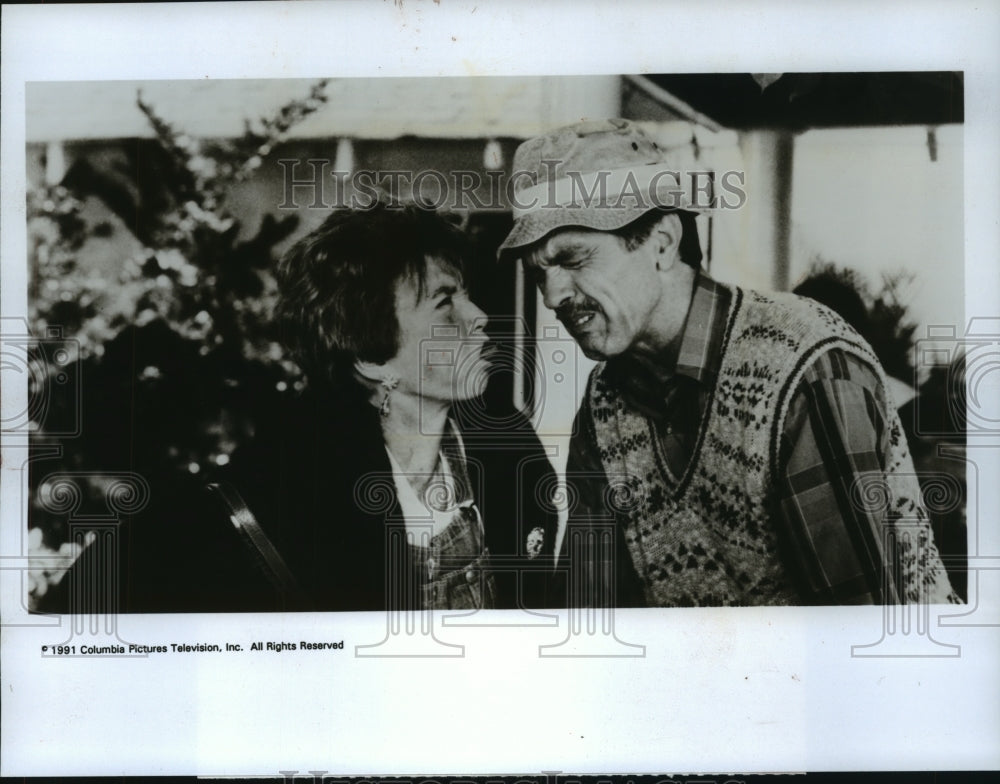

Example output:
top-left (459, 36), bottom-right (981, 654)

top-left (463, 299), bottom-right (489, 337)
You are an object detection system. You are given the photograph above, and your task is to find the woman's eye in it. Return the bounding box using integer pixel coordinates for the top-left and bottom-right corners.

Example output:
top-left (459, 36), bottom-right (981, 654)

top-left (436, 296), bottom-right (452, 309)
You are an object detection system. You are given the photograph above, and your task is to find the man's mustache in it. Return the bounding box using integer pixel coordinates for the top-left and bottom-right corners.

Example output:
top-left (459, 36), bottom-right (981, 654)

top-left (555, 298), bottom-right (602, 325)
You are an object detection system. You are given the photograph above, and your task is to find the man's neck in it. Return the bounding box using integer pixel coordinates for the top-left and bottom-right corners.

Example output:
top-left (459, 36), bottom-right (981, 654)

top-left (627, 264), bottom-right (699, 381)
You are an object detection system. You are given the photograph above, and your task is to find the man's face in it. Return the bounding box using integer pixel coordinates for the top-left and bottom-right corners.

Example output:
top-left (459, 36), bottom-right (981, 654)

top-left (386, 257), bottom-right (492, 404)
top-left (523, 228), bottom-right (664, 360)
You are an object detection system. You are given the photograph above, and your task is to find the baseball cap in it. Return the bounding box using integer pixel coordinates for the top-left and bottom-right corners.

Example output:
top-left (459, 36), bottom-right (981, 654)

top-left (498, 118), bottom-right (711, 259)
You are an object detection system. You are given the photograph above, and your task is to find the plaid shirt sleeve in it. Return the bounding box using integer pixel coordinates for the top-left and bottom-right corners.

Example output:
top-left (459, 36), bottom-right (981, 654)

top-left (775, 348), bottom-right (959, 604)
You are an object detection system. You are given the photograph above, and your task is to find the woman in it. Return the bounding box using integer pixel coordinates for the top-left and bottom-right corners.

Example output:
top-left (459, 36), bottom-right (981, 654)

top-left (221, 202), bottom-right (560, 612)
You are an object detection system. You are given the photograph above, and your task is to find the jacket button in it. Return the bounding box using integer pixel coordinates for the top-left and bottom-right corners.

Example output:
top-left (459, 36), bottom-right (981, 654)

top-left (465, 568), bottom-right (478, 584)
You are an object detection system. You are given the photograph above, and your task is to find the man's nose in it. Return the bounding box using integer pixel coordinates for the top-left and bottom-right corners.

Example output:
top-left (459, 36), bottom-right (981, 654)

top-left (539, 267), bottom-right (573, 311)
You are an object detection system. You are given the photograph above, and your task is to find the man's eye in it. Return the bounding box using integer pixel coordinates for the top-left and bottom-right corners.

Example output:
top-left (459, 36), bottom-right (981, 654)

top-left (436, 296), bottom-right (452, 309)
top-left (559, 252), bottom-right (592, 269)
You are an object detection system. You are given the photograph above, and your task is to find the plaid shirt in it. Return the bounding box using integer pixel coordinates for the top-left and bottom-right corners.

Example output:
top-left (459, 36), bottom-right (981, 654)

top-left (568, 272), bottom-right (941, 605)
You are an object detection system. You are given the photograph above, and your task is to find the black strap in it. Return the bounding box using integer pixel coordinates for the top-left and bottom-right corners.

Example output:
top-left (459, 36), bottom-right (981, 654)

top-left (205, 481), bottom-right (307, 606)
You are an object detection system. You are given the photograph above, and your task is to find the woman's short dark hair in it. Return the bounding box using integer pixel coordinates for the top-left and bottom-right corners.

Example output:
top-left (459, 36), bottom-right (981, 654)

top-left (276, 202), bottom-right (468, 381)
top-left (613, 207), bottom-right (703, 269)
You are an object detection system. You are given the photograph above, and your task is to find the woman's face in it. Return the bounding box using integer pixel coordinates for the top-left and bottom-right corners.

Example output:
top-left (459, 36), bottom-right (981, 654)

top-left (384, 257), bottom-right (492, 405)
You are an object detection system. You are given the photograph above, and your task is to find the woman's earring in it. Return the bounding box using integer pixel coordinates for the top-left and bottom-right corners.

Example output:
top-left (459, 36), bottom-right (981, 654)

top-left (379, 374), bottom-right (399, 417)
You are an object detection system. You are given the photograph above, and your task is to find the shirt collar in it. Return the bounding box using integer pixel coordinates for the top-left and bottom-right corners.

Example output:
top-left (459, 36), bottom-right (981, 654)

top-left (673, 271), bottom-right (732, 386)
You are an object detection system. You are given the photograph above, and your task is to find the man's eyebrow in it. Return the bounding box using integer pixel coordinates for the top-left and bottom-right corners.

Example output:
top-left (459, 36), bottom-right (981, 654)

top-left (529, 243), bottom-right (592, 267)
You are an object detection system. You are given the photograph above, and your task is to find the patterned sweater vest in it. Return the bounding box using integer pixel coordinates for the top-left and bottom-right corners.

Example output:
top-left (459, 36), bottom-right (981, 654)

top-left (586, 285), bottom-right (941, 606)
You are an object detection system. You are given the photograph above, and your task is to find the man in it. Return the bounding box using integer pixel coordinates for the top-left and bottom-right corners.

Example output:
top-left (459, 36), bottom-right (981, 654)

top-left (499, 118), bottom-right (959, 607)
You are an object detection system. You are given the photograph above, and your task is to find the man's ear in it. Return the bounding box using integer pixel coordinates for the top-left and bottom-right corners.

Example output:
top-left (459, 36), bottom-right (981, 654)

top-left (652, 213), bottom-right (683, 270)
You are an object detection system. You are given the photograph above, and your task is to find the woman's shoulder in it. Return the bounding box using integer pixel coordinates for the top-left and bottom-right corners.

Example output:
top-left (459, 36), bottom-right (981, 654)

top-left (243, 382), bottom-right (380, 452)
top-left (220, 385), bottom-right (387, 519)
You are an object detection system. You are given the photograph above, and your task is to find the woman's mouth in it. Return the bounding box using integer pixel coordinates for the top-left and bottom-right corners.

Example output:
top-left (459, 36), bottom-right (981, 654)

top-left (477, 340), bottom-right (499, 362)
